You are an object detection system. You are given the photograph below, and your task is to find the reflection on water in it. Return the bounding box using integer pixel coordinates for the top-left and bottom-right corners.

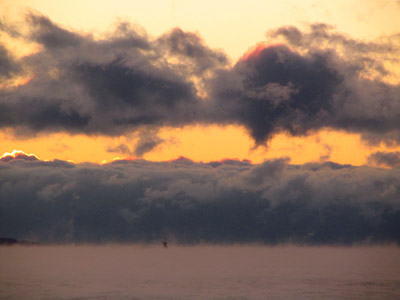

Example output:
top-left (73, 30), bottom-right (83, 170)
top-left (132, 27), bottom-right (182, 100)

top-left (0, 245), bottom-right (399, 300)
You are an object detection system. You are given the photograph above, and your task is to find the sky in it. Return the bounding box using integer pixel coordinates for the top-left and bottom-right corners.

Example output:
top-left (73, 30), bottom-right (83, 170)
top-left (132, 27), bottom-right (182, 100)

top-left (1, 0), bottom-right (400, 164)
top-left (0, 0), bottom-right (400, 244)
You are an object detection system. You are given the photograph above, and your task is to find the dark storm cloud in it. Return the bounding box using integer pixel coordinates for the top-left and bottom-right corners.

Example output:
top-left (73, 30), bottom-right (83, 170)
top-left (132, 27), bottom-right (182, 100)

top-left (0, 44), bottom-right (21, 80)
top-left (27, 13), bottom-right (83, 49)
top-left (208, 44), bottom-right (343, 144)
top-left (0, 14), bottom-right (205, 136)
top-left (368, 151), bottom-right (400, 168)
top-left (1, 15), bottom-right (400, 145)
top-left (1, 157), bottom-right (399, 244)
top-left (207, 24), bottom-right (400, 144)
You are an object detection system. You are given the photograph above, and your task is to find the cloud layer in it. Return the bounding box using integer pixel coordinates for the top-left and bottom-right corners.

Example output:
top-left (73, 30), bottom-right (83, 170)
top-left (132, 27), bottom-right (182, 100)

top-left (209, 24), bottom-right (400, 144)
top-left (1, 156), bottom-right (399, 244)
top-left (0, 14), bottom-right (399, 145)
top-left (0, 14), bottom-right (211, 136)
top-left (1, 14), bottom-right (400, 245)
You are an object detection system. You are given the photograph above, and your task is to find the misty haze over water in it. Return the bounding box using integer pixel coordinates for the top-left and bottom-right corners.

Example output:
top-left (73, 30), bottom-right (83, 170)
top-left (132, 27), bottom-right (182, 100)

top-left (0, 245), bottom-right (399, 300)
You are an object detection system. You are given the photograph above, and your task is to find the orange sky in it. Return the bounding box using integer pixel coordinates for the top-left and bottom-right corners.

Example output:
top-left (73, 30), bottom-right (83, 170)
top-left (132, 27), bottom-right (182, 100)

top-left (1, 0), bottom-right (400, 165)
top-left (0, 126), bottom-right (398, 165)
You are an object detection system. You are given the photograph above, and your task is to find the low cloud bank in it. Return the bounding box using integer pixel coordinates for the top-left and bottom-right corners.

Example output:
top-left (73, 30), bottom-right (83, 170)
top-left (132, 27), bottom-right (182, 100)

top-left (1, 157), bottom-right (399, 244)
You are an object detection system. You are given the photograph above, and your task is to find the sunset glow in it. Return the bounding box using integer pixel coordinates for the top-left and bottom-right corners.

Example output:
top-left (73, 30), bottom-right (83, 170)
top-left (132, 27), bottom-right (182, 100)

top-left (240, 43), bottom-right (281, 62)
top-left (1, 0), bottom-right (399, 166)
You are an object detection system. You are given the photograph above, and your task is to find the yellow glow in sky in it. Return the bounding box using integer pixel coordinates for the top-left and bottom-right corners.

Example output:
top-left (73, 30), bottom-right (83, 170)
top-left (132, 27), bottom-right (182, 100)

top-left (3, 0), bottom-right (400, 61)
top-left (1, 126), bottom-right (399, 165)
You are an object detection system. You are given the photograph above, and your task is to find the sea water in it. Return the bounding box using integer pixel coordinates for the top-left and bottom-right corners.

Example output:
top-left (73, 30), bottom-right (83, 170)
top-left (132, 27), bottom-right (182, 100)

top-left (0, 245), bottom-right (399, 300)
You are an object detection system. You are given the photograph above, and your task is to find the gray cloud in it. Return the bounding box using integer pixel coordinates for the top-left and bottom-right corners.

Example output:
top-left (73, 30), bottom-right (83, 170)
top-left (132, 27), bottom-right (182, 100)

top-left (106, 131), bottom-right (166, 157)
top-left (269, 23), bottom-right (398, 55)
top-left (27, 13), bottom-right (83, 49)
top-left (0, 14), bottom-right (205, 136)
top-left (207, 26), bottom-right (400, 144)
top-left (319, 144), bottom-right (332, 162)
top-left (0, 17), bottom-right (20, 38)
top-left (1, 157), bottom-right (399, 244)
top-left (156, 28), bottom-right (229, 75)
top-left (1, 15), bottom-right (400, 146)
top-left (0, 44), bottom-right (21, 80)
top-left (208, 44), bottom-right (344, 144)
top-left (134, 130), bottom-right (165, 157)
top-left (368, 151), bottom-right (400, 168)
top-left (107, 143), bottom-right (133, 156)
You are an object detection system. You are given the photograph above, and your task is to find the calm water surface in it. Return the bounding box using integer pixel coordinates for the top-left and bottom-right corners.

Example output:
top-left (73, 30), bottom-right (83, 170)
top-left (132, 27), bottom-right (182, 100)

top-left (0, 245), bottom-right (399, 300)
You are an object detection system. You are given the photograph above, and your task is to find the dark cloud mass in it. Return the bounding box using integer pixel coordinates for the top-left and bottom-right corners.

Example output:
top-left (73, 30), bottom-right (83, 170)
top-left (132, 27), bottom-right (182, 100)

top-left (0, 157), bottom-right (399, 244)
top-left (27, 13), bottom-right (83, 49)
top-left (208, 24), bottom-right (400, 144)
top-left (133, 130), bottom-right (165, 157)
top-left (0, 14), bottom-right (205, 136)
top-left (208, 44), bottom-right (344, 143)
top-left (0, 44), bottom-right (21, 80)
top-left (0, 14), bottom-right (399, 144)
top-left (368, 151), bottom-right (400, 168)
